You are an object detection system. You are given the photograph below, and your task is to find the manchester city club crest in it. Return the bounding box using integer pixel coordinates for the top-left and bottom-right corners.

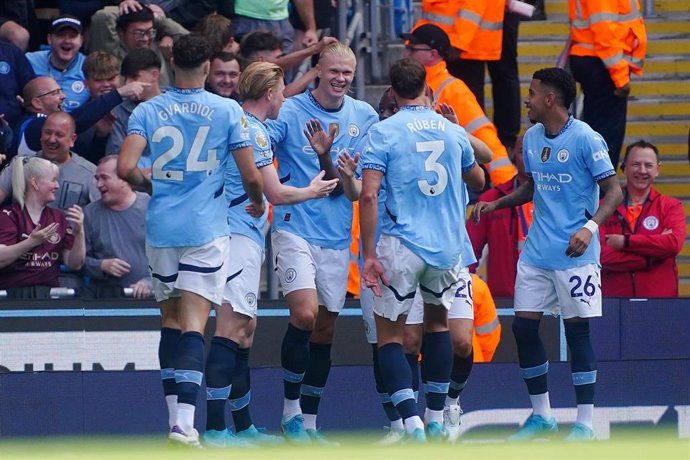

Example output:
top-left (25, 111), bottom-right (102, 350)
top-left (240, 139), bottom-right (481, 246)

top-left (557, 149), bottom-right (569, 163)
top-left (348, 123), bottom-right (360, 137)
top-left (643, 216), bottom-right (659, 231)
top-left (541, 147), bottom-right (551, 162)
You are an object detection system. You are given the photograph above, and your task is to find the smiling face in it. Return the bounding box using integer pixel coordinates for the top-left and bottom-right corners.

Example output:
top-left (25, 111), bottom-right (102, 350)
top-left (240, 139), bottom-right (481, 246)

top-left (48, 28), bottom-right (83, 68)
top-left (623, 146), bottom-right (659, 194)
top-left (315, 52), bottom-right (356, 103)
top-left (40, 115), bottom-right (76, 164)
top-left (207, 58), bottom-right (241, 98)
top-left (525, 79), bottom-right (549, 125)
top-left (86, 74), bottom-right (120, 98)
top-left (95, 157), bottom-right (130, 207)
top-left (31, 169), bottom-right (60, 205)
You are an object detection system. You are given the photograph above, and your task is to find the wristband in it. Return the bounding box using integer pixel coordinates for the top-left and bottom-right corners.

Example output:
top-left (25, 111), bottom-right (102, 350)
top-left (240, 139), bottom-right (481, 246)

top-left (583, 219), bottom-right (599, 234)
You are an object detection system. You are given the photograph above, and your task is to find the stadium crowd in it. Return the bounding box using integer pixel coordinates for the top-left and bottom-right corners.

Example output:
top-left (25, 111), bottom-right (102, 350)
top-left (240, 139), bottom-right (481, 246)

top-left (0, 0), bottom-right (682, 448)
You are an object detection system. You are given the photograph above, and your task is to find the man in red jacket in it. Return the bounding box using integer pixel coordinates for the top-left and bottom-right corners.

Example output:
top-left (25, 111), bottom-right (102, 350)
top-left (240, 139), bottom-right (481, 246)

top-left (466, 135), bottom-right (532, 297)
top-left (600, 140), bottom-right (685, 297)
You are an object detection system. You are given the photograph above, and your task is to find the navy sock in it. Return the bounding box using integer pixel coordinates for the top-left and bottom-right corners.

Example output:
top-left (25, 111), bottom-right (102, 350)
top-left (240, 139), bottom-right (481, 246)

top-left (405, 353), bottom-right (420, 397)
top-left (565, 321), bottom-right (597, 404)
top-left (512, 317), bottom-right (548, 395)
top-left (448, 348), bottom-right (474, 400)
top-left (158, 328), bottom-right (180, 397)
top-left (281, 323), bottom-right (312, 400)
top-left (373, 344), bottom-right (401, 422)
top-left (175, 331), bottom-right (205, 406)
top-left (301, 342), bottom-right (332, 416)
top-left (421, 331), bottom-right (452, 411)
top-left (230, 347), bottom-right (253, 432)
top-left (378, 343), bottom-right (417, 420)
top-left (204, 336), bottom-right (238, 431)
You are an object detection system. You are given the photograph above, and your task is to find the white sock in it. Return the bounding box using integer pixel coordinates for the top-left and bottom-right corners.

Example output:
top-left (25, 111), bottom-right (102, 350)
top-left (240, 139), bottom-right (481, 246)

top-left (529, 392), bottom-right (553, 419)
top-left (165, 395), bottom-right (177, 430)
top-left (390, 418), bottom-right (404, 432)
top-left (403, 415), bottom-right (424, 434)
top-left (424, 408), bottom-right (444, 425)
top-left (176, 403), bottom-right (196, 434)
top-left (283, 398), bottom-right (302, 420)
top-left (302, 413), bottom-right (317, 430)
top-left (576, 404), bottom-right (594, 428)
top-left (445, 396), bottom-right (459, 408)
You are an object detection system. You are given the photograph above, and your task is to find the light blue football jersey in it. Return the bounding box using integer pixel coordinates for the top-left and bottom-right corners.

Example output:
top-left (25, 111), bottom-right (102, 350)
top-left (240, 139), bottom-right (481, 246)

top-left (225, 111), bottom-right (272, 248)
top-left (265, 90), bottom-right (378, 250)
top-left (127, 87), bottom-right (250, 247)
top-left (360, 105), bottom-right (477, 270)
top-left (521, 117), bottom-right (616, 270)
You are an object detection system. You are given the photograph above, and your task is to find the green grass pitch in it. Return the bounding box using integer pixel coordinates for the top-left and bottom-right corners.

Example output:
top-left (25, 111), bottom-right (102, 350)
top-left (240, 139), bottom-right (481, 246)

top-left (1, 430), bottom-right (687, 460)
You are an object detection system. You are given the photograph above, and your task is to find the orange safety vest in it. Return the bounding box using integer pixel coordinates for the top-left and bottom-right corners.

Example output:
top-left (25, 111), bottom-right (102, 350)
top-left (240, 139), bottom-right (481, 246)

top-left (471, 274), bottom-right (501, 362)
top-left (416, 0), bottom-right (505, 60)
top-left (426, 60), bottom-right (517, 186)
top-left (347, 201), bottom-right (360, 297)
top-left (569, 0), bottom-right (647, 88)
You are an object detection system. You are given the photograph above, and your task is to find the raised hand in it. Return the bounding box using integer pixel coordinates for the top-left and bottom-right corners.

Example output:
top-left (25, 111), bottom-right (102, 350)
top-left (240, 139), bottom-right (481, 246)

top-left (436, 102), bottom-right (458, 125)
top-left (304, 118), bottom-right (336, 156)
top-left (337, 150), bottom-right (359, 178)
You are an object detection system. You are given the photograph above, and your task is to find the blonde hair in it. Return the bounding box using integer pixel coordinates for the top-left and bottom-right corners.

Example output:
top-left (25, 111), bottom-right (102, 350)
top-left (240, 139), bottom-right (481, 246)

top-left (238, 61), bottom-right (284, 101)
top-left (11, 156), bottom-right (59, 209)
top-left (319, 41), bottom-right (356, 63)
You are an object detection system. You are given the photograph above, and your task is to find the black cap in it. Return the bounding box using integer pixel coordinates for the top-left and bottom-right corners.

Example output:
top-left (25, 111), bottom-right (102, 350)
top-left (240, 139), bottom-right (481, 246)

top-left (49, 15), bottom-right (82, 34)
top-left (401, 24), bottom-right (459, 60)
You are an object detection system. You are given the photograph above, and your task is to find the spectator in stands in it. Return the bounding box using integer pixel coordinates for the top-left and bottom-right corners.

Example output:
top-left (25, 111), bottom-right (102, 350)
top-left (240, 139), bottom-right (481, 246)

top-left (568, 0), bottom-right (647, 171)
top-left (0, 1), bottom-right (35, 51)
top-left (194, 12), bottom-right (238, 54)
top-left (466, 134), bottom-right (532, 297)
top-left (25, 15), bottom-right (90, 112)
top-left (239, 30), bottom-right (336, 96)
top-left (0, 156), bottom-right (85, 296)
top-left (1, 112), bottom-right (99, 209)
top-left (402, 24), bottom-right (516, 187)
top-left (106, 48), bottom-right (162, 159)
top-left (72, 51), bottom-right (122, 164)
top-left (205, 52), bottom-right (241, 101)
top-left (0, 40), bottom-right (35, 130)
top-left (89, 4), bottom-right (186, 87)
top-left (600, 140), bottom-right (686, 297)
top-left (83, 155), bottom-right (151, 299)
top-left (231, 0), bottom-right (297, 53)
top-left (10, 75), bottom-right (147, 158)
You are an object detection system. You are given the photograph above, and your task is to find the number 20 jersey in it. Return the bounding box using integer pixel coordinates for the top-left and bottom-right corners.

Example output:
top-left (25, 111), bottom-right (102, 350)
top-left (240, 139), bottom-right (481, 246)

top-left (361, 106), bottom-right (477, 270)
top-left (128, 88), bottom-right (250, 248)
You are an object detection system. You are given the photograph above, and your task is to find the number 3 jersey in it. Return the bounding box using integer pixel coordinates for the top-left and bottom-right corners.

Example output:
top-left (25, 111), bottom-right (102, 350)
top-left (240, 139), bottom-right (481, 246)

top-left (361, 105), bottom-right (477, 270)
top-left (128, 88), bottom-right (250, 247)
top-left (521, 117), bottom-right (616, 270)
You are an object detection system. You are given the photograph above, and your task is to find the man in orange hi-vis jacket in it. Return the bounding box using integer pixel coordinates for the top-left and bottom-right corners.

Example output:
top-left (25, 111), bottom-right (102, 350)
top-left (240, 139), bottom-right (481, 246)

top-left (471, 274), bottom-right (501, 362)
top-left (402, 24), bottom-right (516, 187)
top-left (568, 0), bottom-right (647, 171)
top-left (414, 0), bottom-right (521, 151)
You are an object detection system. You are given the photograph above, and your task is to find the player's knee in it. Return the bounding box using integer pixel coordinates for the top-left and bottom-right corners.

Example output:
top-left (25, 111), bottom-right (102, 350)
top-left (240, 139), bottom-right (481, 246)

top-left (402, 330), bottom-right (422, 355)
top-left (291, 308), bottom-right (317, 331)
top-left (452, 335), bottom-right (472, 357)
top-left (564, 319), bottom-right (590, 344)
